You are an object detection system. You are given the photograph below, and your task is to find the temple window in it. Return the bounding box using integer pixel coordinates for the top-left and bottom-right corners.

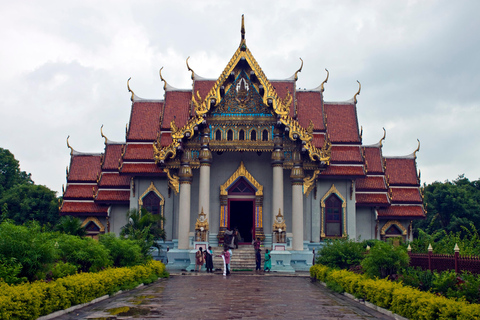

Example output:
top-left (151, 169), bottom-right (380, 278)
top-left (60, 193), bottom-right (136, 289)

top-left (325, 194), bottom-right (342, 236)
top-left (215, 129), bottom-right (222, 141)
top-left (142, 191), bottom-right (161, 215)
top-left (250, 130), bottom-right (257, 141)
top-left (227, 129), bottom-right (233, 141)
top-left (262, 129), bottom-right (268, 141)
top-left (239, 129), bottom-right (245, 140)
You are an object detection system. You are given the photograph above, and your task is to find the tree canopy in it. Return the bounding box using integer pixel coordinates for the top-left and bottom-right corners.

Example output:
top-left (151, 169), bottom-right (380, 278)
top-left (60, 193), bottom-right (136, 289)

top-left (414, 174), bottom-right (480, 236)
top-left (0, 147), bottom-right (59, 226)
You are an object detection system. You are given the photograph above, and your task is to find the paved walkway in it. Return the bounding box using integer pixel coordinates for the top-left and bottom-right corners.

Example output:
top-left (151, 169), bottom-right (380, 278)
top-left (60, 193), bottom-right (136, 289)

top-left (52, 272), bottom-right (394, 319)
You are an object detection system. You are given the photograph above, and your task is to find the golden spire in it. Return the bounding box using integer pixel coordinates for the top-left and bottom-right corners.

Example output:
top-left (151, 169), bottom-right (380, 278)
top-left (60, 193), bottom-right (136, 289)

top-left (100, 124), bottom-right (107, 144)
top-left (413, 139), bottom-right (420, 159)
top-left (353, 80), bottom-right (361, 104)
top-left (379, 127), bottom-right (386, 147)
top-left (320, 68), bottom-right (329, 93)
top-left (159, 67), bottom-right (167, 92)
top-left (294, 58), bottom-right (303, 81)
top-left (240, 14), bottom-right (246, 49)
top-left (66, 135), bottom-right (73, 155)
top-left (186, 56), bottom-right (195, 80)
top-left (127, 77), bottom-right (134, 101)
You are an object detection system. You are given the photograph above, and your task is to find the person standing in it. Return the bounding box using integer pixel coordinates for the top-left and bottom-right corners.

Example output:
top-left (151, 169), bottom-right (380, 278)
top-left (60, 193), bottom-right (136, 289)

top-left (264, 249), bottom-right (271, 272)
top-left (222, 247), bottom-right (231, 276)
top-left (255, 248), bottom-right (262, 272)
top-left (205, 246), bottom-right (214, 273)
top-left (195, 247), bottom-right (204, 272)
top-left (254, 237), bottom-right (261, 252)
top-left (227, 248), bottom-right (233, 274)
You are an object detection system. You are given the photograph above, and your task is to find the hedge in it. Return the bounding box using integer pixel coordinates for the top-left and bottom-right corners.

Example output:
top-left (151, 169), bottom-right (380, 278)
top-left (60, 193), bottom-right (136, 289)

top-left (310, 264), bottom-right (480, 320)
top-left (0, 260), bottom-right (167, 320)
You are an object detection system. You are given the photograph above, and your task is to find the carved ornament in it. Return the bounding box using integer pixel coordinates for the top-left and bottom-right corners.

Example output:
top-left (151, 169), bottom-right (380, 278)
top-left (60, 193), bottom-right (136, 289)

top-left (220, 161), bottom-right (263, 196)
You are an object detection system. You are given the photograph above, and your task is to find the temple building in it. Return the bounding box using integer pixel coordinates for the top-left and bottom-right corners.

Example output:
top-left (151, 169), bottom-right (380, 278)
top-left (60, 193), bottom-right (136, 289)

top-left (60, 16), bottom-right (425, 271)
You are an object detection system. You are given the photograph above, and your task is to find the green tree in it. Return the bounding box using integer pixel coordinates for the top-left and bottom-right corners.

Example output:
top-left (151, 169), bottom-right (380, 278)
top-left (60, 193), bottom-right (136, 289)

top-left (316, 239), bottom-right (365, 270)
top-left (121, 208), bottom-right (166, 256)
top-left (54, 215), bottom-right (86, 236)
top-left (0, 184), bottom-right (60, 226)
top-left (361, 240), bottom-right (409, 279)
top-left (0, 148), bottom-right (32, 196)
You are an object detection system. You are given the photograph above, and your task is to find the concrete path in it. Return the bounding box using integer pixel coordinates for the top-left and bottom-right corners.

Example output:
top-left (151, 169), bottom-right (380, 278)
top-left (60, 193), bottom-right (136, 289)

top-left (51, 272), bottom-right (394, 319)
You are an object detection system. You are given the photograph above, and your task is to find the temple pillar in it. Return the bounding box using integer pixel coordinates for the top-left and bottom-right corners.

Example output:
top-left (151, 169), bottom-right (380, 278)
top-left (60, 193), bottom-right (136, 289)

top-left (198, 128), bottom-right (212, 223)
top-left (291, 150), bottom-right (304, 251)
top-left (178, 151), bottom-right (193, 250)
top-left (271, 126), bottom-right (285, 237)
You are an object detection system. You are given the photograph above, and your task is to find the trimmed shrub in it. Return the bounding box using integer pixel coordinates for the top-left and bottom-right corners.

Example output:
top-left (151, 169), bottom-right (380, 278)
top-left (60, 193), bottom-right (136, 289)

top-left (316, 239), bottom-right (365, 269)
top-left (361, 241), bottom-right (409, 278)
top-left (99, 233), bottom-right (145, 267)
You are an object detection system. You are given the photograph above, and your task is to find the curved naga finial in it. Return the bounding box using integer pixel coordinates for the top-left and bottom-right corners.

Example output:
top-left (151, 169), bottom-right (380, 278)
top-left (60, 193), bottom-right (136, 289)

top-left (241, 14), bottom-right (245, 40)
top-left (186, 56), bottom-right (195, 80)
top-left (127, 77), bottom-right (134, 101)
top-left (294, 58), bottom-right (303, 81)
top-left (66, 135), bottom-right (74, 155)
top-left (353, 80), bottom-right (361, 104)
top-left (100, 124), bottom-right (107, 144)
top-left (320, 68), bottom-right (329, 93)
top-left (413, 139), bottom-right (420, 159)
top-left (159, 67), bottom-right (167, 92)
top-left (379, 127), bottom-right (386, 147)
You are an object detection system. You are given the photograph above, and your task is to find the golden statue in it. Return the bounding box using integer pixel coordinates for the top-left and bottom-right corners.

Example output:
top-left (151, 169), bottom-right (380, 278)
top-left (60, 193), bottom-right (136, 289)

top-left (272, 209), bottom-right (287, 243)
top-left (195, 207), bottom-right (209, 242)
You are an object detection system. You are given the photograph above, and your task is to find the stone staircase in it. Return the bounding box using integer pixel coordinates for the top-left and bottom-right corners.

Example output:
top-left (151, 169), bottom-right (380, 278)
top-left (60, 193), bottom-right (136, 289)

top-left (211, 245), bottom-right (256, 271)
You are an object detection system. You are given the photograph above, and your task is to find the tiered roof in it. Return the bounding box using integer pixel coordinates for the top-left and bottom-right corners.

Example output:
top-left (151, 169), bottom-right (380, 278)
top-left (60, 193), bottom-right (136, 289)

top-left (60, 17), bottom-right (424, 221)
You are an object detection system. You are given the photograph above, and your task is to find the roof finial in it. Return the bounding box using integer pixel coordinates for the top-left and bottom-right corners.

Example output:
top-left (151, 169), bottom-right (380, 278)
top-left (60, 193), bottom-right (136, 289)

top-left (320, 68), bottom-right (329, 93)
top-left (353, 80), bottom-right (361, 104)
top-left (159, 67), bottom-right (167, 92)
top-left (241, 14), bottom-right (245, 40)
top-left (379, 127), bottom-right (386, 147)
top-left (186, 57), bottom-right (195, 80)
top-left (100, 124), bottom-right (108, 144)
top-left (360, 125), bottom-right (363, 141)
top-left (413, 139), bottom-right (420, 159)
top-left (127, 77), bottom-right (134, 101)
top-left (294, 58), bottom-right (303, 81)
top-left (66, 135), bottom-right (73, 155)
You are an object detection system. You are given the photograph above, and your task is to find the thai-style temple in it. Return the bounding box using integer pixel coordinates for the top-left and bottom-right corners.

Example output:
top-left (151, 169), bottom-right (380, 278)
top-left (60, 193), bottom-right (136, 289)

top-left (60, 16), bottom-right (425, 272)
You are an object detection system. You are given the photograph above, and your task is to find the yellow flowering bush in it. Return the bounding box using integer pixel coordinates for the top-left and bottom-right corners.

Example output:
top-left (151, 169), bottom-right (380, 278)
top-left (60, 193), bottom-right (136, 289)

top-left (310, 263), bottom-right (480, 319)
top-left (0, 260), bottom-right (167, 320)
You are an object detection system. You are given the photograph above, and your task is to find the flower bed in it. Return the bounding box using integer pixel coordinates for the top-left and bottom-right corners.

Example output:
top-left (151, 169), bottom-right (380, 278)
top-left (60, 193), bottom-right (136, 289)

top-left (0, 260), bottom-right (167, 320)
top-left (310, 264), bottom-right (480, 320)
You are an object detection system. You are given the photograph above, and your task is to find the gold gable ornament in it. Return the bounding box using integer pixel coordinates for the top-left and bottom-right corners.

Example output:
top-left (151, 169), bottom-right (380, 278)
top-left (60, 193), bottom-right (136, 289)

top-left (272, 209), bottom-right (287, 243)
top-left (195, 207), bottom-right (209, 242)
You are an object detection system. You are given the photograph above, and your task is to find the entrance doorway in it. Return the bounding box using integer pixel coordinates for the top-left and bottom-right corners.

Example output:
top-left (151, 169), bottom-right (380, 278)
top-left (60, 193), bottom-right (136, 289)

top-left (229, 200), bottom-right (254, 243)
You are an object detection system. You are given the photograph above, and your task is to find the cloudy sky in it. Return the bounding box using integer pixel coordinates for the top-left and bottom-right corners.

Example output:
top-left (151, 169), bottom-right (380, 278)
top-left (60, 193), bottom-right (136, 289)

top-left (1, 0), bottom-right (479, 195)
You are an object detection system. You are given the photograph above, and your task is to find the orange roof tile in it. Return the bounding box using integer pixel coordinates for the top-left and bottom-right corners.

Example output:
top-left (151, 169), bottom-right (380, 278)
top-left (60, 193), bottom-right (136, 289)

top-left (63, 184), bottom-right (96, 200)
top-left (356, 176), bottom-right (387, 191)
top-left (385, 158), bottom-right (419, 186)
top-left (103, 144), bottom-right (124, 171)
top-left (60, 201), bottom-right (108, 215)
top-left (271, 81), bottom-right (295, 117)
top-left (128, 101), bottom-right (163, 141)
top-left (98, 173), bottom-right (130, 188)
top-left (162, 91), bottom-right (191, 130)
top-left (296, 91), bottom-right (325, 131)
top-left (123, 144), bottom-right (154, 161)
top-left (68, 155), bottom-right (102, 182)
top-left (363, 146), bottom-right (384, 174)
top-left (120, 163), bottom-right (165, 175)
top-left (312, 134), bottom-right (326, 149)
top-left (377, 205), bottom-right (425, 218)
top-left (331, 146), bottom-right (363, 164)
top-left (356, 193), bottom-right (389, 206)
top-left (390, 187), bottom-right (423, 204)
top-left (320, 165), bottom-right (365, 177)
top-left (96, 190), bottom-right (130, 203)
top-left (324, 103), bottom-right (360, 143)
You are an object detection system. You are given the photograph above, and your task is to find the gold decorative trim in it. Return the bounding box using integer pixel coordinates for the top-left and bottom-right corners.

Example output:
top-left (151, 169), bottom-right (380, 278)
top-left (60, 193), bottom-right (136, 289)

top-left (186, 56), bottom-right (195, 80)
top-left (294, 58), bottom-right (303, 81)
top-left (138, 181), bottom-right (165, 218)
top-left (381, 220), bottom-right (407, 236)
top-left (81, 217), bottom-right (105, 233)
top-left (164, 168), bottom-right (179, 194)
top-left (379, 127), bottom-right (386, 147)
top-left (303, 169), bottom-right (321, 196)
top-left (220, 161), bottom-right (263, 196)
top-left (320, 68), bottom-right (329, 93)
top-left (100, 125), bottom-right (107, 145)
top-left (353, 80), bottom-right (361, 104)
top-left (413, 139), bottom-right (420, 159)
top-left (320, 184), bottom-right (347, 238)
top-left (127, 77), bottom-right (134, 101)
top-left (66, 136), bottom-right (73, 155)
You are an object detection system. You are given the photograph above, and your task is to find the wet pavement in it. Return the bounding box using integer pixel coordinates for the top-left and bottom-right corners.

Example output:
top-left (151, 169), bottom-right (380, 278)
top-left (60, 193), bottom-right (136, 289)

top-left (51, 272), bottom-right (394, 319)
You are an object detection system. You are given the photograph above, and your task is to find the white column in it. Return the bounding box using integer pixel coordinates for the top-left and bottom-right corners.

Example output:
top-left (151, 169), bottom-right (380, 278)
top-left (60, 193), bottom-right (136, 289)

top-left (198, 165), bottom-right (210, 222)
top-left (272, 165), bottom-right (284, 223)
top-left (178, 182), bottom-right (191, 249)
top-left (292, 183), bottom-right (304, 251)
